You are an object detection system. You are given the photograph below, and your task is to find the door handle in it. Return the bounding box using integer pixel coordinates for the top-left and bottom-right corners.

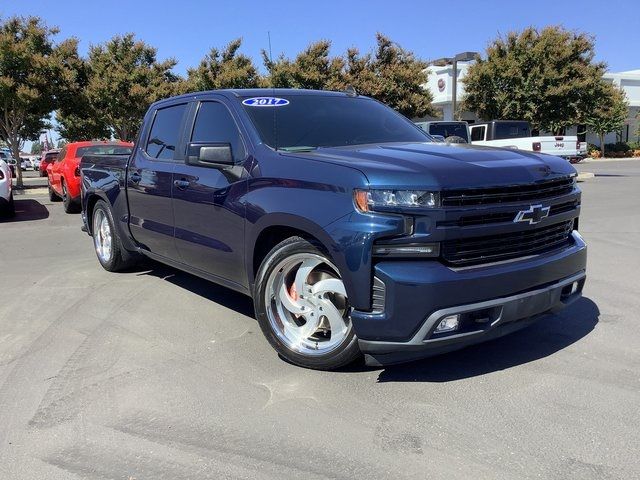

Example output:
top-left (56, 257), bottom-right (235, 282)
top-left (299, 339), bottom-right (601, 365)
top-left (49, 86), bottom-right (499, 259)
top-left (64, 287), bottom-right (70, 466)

top-left (173, 179), bottom-right (190, 190)
top-left (130, 172), bottom-right (142, 184)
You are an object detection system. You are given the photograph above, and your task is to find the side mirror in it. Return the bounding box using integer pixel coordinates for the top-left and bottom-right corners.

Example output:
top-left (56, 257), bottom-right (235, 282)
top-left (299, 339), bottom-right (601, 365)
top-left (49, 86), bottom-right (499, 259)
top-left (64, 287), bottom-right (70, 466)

top-left (431, 135), bottom-right (446, 143)
top-left (187, 142), bottom-right (233, 168)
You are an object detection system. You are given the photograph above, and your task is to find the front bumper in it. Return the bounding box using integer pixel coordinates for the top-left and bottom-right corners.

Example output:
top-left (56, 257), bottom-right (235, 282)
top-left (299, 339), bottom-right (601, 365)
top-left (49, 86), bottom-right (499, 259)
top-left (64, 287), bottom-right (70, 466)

top-left (353, 231), bottom-right (587, 366)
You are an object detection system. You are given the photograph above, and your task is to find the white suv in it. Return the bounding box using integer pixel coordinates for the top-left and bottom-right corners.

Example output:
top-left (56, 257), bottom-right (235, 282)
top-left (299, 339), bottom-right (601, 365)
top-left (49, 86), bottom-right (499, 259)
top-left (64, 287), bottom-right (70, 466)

top-left (0, 158), bottom-right (14, 216)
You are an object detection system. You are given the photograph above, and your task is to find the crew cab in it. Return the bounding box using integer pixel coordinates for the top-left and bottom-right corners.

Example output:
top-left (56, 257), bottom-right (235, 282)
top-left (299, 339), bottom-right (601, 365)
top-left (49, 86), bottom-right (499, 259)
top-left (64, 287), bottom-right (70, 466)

top-left (470, 120), bottom-right (583, 160)
top-left (48, 141), bottom-right (133, 213)
top-left (80, 89), bottom-right (587, 370)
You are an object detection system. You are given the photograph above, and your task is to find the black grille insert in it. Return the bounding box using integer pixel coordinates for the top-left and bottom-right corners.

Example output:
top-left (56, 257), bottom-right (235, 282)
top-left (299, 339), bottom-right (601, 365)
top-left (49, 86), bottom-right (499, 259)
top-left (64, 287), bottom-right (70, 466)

top-left (441, 220), bottom-right (574, 266)
top-left (441, 176), bottom-right (575, 207)
top-left (438, 200), bottom-right (579, 227)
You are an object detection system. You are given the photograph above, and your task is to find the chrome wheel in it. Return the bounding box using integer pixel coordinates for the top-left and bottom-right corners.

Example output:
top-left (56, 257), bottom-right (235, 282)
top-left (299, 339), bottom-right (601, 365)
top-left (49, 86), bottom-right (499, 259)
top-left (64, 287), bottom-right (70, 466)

top-left (265, 253), bottom-right (351, 356)
top-left (93, 209), bottom-right (113, 264)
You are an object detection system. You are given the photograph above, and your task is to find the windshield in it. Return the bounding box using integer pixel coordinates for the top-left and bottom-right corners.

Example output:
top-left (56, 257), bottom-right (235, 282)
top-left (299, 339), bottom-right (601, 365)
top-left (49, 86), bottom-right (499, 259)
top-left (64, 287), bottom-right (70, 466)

top-left (76, 145), bottom-right (133, 157)
top-left (241, 95), bottom-right (431, 149)
top-left (428, 123), bottom-right (469, 142)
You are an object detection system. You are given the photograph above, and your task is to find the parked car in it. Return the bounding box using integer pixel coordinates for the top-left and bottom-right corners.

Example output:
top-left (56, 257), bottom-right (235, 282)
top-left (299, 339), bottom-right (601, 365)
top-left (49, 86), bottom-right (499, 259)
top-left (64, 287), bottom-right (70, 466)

top-left (0, 158), bottom-right (14, 217)
top-left (20, 157), bottom-right (32, 170)
top-left (0, 152), bottom-right (16, 176)
top-left (80, 89), bottom-right (586, 370)
top-left (416, 121), bottom-right (470, 143)
top-left (32, 157), bottom-right (41, 171)
top-left (48, 141), bottom-right (133, 213)
top-left (38, 149), bottom-right (60, 177)
top-left (469, 120), bottom-right (584, 160)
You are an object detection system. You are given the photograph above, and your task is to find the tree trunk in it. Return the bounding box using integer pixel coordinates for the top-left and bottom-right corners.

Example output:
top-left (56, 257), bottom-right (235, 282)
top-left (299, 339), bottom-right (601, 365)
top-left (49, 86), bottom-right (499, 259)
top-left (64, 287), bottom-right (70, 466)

top-left (10, 138), bottom-right (23, 188)
top-left (600, 133), bottom-right (605, 158)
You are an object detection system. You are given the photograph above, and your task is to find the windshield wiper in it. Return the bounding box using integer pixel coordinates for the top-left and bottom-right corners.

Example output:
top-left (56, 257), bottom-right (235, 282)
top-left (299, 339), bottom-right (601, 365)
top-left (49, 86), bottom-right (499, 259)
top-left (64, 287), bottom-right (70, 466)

top-left (278, 146), bottom-right (318, 152)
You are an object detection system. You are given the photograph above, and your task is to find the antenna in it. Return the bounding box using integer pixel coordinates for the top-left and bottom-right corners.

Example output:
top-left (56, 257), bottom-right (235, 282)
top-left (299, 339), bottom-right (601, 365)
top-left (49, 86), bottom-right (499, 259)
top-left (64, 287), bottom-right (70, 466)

top-left (267, 31), bottom-right (273, 64)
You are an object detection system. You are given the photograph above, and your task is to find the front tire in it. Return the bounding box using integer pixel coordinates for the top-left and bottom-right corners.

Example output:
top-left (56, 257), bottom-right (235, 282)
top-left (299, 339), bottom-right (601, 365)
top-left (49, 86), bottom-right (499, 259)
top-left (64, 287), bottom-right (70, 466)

top-left (253, 237), bottom-right (361, 370)
top-left (92, 200), bottom-right (138, 272)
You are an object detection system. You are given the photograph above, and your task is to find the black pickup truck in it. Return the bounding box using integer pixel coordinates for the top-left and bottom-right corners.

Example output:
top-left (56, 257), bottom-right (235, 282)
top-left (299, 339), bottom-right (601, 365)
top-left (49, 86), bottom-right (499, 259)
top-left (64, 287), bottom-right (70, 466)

top-left (80, 89), bottom-right (587, 369)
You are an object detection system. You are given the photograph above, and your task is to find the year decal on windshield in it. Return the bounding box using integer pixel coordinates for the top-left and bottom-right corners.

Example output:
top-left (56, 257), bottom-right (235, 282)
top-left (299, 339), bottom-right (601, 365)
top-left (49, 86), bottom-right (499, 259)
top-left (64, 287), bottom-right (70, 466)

top-left (242, 97), bottom-right (290, 107)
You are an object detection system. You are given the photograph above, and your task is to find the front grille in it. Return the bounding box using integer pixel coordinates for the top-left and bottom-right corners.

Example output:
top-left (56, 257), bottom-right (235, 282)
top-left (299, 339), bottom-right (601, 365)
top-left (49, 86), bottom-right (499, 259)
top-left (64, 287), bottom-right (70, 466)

top-left (437, 200), bottom-right (579, 227)
top-left (441, 220), bottom-right (574, 266)
top-left (441, 176), bottom-right (575, 207)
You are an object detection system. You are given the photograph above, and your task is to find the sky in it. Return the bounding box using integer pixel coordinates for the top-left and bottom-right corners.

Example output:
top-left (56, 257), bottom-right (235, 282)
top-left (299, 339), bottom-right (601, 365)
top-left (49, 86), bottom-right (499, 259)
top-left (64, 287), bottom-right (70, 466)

top-left (2, 0), bottom-right (639, 149)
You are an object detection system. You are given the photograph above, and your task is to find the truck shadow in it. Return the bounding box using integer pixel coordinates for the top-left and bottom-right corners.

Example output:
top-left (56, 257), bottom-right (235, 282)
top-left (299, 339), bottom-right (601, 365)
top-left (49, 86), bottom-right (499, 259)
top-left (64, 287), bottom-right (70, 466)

top-left (374, 297), bottom-right (599, 383)
top-left (0, 199), bottom-right (50, 222)
top-left (136, 262), bottom-right (255, 318)
top-left (132, 262), bottom-right (599, 382)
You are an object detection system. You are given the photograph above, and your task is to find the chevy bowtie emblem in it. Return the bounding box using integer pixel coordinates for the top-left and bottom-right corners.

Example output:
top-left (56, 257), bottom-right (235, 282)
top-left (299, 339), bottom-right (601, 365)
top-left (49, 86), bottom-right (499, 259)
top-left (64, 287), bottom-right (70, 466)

top-left (513, 204), bottom-right (550, 225)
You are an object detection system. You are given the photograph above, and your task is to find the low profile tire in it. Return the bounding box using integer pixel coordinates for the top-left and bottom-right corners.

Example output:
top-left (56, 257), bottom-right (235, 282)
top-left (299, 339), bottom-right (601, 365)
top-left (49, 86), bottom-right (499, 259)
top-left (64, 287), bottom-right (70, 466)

top-left (48, 182), bottom-right (61, 202)
top-left (91, 200), bottom-right (138, 272)
top-left (61, 180), bottom-right (80, 213)
top-left (253, 236), bottom-right (361, 370)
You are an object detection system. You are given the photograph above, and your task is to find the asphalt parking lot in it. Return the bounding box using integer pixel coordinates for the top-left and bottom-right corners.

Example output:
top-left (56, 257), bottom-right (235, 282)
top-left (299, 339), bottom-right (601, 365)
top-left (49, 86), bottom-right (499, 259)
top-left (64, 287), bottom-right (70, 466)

top-left (1, 160), bottom-right (638, 479)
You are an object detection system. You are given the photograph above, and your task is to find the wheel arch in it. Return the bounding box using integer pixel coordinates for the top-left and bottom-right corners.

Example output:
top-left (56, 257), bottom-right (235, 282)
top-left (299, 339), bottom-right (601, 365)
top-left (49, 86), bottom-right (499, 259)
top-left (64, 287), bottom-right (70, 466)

top-left (248, 214), bottom-right (343, 290)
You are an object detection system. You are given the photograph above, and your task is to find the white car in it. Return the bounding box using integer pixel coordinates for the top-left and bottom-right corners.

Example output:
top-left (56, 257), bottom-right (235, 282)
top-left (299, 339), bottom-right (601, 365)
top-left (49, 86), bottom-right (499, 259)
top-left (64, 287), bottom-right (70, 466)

top-left (0, 158), bottom-right (14, 217)
top-left (20, 158), bottom-right (32, 170)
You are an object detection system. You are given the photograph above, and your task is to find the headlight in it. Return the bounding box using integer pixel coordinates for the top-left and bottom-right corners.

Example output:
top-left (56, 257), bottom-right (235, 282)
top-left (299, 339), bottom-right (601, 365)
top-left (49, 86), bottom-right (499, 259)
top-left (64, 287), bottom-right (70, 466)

top-left (354, 189), bottom-right (439, 212)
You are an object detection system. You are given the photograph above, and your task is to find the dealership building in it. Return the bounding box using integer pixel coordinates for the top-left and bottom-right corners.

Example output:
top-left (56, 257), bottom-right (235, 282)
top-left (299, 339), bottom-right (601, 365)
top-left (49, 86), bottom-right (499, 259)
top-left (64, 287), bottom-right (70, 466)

top-left (423, 61), bottom-right (640, 145)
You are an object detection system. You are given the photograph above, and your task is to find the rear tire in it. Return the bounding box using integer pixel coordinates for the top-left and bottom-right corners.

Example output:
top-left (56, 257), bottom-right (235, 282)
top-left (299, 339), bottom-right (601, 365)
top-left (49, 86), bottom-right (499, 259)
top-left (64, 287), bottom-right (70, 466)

top-left (253, 236), bottom-right (361, 370)
top-left (61, 180), bottom-right (80, 213)
top-left (91, 200), bottom-right (138, 272)
top-left (48, 181), bottom-right (61, 202)
top-left (1, 193), bottom-right (15, 218)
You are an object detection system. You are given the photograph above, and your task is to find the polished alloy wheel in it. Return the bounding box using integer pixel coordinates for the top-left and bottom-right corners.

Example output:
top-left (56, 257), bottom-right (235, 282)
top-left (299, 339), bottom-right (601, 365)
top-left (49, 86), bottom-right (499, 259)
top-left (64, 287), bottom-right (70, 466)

top-left (93, 209), bottom-right (113, 264)
top-left (265, 253), bottom-right (351, 355)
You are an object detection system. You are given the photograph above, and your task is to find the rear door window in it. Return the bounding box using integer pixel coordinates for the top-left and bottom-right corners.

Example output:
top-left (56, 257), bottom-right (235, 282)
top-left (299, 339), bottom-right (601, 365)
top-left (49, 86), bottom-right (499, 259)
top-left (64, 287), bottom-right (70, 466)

top-left (471, 126), bottom-right (485, 141)
top-left (145, 104), bottom-right (188, 160)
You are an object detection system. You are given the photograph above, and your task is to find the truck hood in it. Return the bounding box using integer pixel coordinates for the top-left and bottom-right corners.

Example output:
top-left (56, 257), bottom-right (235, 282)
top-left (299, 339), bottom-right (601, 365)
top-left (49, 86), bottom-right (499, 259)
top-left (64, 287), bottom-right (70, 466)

top-left (288, 142), bottom-right (576, 188)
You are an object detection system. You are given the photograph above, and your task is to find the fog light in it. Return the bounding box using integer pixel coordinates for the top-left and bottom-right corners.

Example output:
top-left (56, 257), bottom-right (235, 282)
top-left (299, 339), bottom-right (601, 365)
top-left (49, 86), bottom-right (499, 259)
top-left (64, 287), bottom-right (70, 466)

top-left (570, 281), bottom-right (579, 295)
top-left (434, 314), bottom-right (460, 333)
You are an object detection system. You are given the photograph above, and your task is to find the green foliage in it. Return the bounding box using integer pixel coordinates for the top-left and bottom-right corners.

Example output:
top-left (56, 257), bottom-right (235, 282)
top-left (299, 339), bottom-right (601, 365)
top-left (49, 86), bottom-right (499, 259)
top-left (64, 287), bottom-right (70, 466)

top-left (30, 140), bottom-right (43, 154)
top-left (0, 16), bottom-right (77, 186)
top-left (585, 84), bottom-right (628, 156)
top-left (261, 34), bottom-right (433, 119)
top-left (262, 40), bottom-right (345, 91)
top-left (343, 34), bottom-right (433, 118)
top-left (463, 26), bottom-right (607, 133)
top-left (56, 48), bottom-right (110, 141)
top-left (83, 33), bottom-right (182, 141)
top-left (186, 38), bottom-right (259, 91)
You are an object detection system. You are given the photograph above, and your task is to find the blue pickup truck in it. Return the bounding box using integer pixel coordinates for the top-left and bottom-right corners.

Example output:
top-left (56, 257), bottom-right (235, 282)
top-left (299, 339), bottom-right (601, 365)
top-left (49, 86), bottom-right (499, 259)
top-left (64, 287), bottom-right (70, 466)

top-left (80, 89), bottom-right (587, 369)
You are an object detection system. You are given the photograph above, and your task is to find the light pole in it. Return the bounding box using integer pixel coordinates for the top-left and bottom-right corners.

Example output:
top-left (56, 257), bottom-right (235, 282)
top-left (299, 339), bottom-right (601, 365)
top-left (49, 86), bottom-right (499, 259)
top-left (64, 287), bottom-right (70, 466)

top-left (432, 52), bottom-right (479, 121)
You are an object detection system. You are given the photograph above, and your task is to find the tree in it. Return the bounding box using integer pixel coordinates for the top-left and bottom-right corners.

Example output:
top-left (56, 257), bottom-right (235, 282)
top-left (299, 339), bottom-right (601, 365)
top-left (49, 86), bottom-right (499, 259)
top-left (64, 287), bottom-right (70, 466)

top-left (262, 40), bottom-right (345, 91)
top-left (56, 53), bottom-right (110, 141)
top-left (585, 84), bottom-right (628, 157)
top-left (0, 16), bottom-right (77, 187)
top-left (30, 140), bottom-right (43, 154)
top-left (261, 34), bottom-right (433, 119)
top-left (83, 34), bottom-right (182, 141)
top-left (187, 39), bottom-right (259, 91)
top-left (343, 34), bottom-right (433, 118)
top-left (463, 26), bottom-right (607, 133)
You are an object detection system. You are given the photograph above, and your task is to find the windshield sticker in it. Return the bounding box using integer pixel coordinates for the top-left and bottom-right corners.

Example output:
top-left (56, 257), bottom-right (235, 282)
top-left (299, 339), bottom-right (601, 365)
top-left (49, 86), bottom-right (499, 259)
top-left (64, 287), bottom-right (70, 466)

top-left (242, 97), bottom-right (290, 107)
